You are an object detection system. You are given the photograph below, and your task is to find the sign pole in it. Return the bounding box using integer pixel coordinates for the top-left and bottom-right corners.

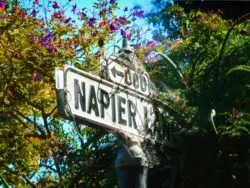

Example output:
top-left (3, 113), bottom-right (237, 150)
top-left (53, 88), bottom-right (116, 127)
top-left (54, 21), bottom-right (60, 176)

top-left (115, 144), bottom-right (148, 188)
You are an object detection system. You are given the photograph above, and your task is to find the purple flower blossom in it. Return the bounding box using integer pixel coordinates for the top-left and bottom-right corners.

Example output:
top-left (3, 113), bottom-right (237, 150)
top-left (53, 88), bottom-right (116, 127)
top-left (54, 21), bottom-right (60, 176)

top-left (0, 0), bottom-right (6, 10)
top-left (110, 0), bottom-right (116, 4)
top-left (43, 32), bottom-right (54, 41)
top-left (52, 1), bottom-right (60, 9)
top-left (33, 73), bottom-right (41, 82)
top-left (34, 0), bottom-right (39, 4)
top-left (88, 17), bottom-right (97, 27)
top-left (31, 8), bottom-right (39, 17)
top-left (133, 10), bottom-right (144, 18)
top-left (41, 32), bottom-right (54, 46)
top-left (110, 21), bottom-right (120, 32)
top-left (65, 17), bottom-right (71, 24)
top-left (121, 28), bottom-right (132, 39)
top-left (146, 40), bottom-right (157, 47)
top-left (72, 4), bottom-right (76, 14)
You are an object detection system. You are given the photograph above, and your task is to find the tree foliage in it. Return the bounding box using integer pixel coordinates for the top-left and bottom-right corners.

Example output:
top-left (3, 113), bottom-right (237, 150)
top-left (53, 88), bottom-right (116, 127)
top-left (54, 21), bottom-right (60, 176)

top-left (1, 0), bottom-right (249, 187)
top-left (145, 1), bottom-right (250, 187)
top-left (0, 0), bottom-right (146, 186)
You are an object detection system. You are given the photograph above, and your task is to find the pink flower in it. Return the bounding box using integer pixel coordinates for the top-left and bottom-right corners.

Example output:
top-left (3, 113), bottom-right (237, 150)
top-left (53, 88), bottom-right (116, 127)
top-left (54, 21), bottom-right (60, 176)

top-left (121, 28), bottom-right (132, 39)
top-left (20, 9), bottom-right (27, 19)
top-left (146, 40), bottom-right (157, 48)
top-left (110, 20), bottom-right (120, 32)
top-left (34, 0), bottom-right (39, 4)
top-left (52, 11), bottom-right (64, 19)
top-left (0, 1), bottom-right (6, 11)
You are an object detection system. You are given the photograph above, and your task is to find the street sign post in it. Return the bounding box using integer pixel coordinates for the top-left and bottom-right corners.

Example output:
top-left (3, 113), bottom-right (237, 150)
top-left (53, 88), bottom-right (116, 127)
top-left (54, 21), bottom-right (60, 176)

top-left (55, 40), bottom-right (158, 188)
top-left (56, 65), bottom-right (155, 139)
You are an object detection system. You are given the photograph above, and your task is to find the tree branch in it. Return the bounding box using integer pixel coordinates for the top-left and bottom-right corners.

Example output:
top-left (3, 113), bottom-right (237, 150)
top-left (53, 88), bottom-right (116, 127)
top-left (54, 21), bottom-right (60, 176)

top-left (21, 174), bottom-right (36, 188)
top-left (46, 106), bottom-right (57, 117)
top-left (24, 133), bottom-right (46, 139)
top-left (42, 110), bottom-right (51, 138)
top-left (13, 110), bottom-right (46, 137)
top-left (40, 163), bottom-right (57, 173)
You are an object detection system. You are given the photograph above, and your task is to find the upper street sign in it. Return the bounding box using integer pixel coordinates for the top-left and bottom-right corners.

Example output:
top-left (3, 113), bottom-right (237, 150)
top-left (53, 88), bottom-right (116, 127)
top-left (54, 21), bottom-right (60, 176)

top-left (102, 55), bottom-right (150, 96)
top-left (56, 65), bottom-right (155, 138)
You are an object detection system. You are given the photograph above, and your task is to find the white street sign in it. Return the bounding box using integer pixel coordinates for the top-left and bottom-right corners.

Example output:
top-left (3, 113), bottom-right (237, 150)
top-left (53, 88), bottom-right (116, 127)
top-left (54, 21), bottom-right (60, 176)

top-left (104, 56), bottom-right (150, 96)
top-left (63, 66), bottom-right (155, 138)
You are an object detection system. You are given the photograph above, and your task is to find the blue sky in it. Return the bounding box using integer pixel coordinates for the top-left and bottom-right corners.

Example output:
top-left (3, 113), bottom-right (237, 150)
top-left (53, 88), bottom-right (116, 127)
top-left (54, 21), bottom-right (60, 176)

top-left (68, 0), bottom-right (153, 11)
top-left (23, 0), bottom-right (153, 13)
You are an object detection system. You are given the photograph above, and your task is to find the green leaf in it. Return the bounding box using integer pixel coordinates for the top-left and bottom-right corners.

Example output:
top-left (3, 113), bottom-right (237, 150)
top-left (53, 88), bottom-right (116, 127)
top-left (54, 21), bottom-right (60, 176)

top-left (226, 65), bottom-right (250, 76)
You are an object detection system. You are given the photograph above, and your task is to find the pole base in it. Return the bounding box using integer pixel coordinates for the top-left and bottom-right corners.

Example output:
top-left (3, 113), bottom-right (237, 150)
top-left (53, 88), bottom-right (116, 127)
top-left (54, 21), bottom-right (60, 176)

top-left (115, 146), bottom-right (148, 188)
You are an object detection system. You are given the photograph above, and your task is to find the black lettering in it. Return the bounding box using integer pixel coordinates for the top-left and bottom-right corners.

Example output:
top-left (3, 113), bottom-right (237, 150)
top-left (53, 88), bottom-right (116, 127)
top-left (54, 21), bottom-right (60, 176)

top-left (74, 79), bottom-right (86, 111)
top-left (87, 85), bottom-right (99, 117)
top-left (144, 106), bottom-right (155, 129)
top-left (99, 89), bottom-right (110, 118)
top-left (140, 75), bottom-right (147, 92)
top-left (118, 96), bottom-right (127, 126)
top-left (128, 100), bottom-right (137, 129)
top-left (133, 73), bottom-right (139, 89)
